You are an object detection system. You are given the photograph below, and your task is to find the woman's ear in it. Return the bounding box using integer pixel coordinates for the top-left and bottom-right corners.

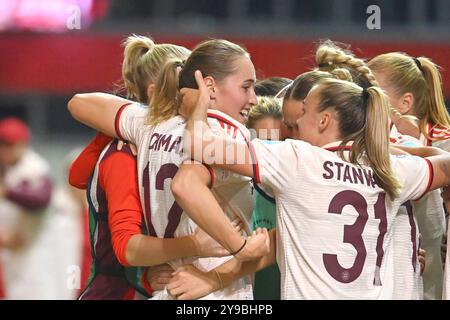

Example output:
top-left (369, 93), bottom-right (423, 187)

top-left (398, 92), bottom-right (415, 115)
top-left (318, 112), bottom-right (332, 133)
top-left (204, 76), bottom-right (216, 99)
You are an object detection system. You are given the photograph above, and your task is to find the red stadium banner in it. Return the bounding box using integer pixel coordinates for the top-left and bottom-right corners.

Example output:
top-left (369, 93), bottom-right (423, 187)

top-left (0, 33), bottom-right (449, 97)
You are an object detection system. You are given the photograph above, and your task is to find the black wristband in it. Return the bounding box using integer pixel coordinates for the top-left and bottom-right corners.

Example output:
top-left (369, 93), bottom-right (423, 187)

top-left (230, 239), bottom-right (247, 256)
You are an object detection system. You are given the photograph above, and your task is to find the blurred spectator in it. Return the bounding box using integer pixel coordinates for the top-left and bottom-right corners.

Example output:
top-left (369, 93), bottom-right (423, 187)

top-left (47, 148), bottom-right (91, 299)
top-left (0, 117), bottom-right (55, 299)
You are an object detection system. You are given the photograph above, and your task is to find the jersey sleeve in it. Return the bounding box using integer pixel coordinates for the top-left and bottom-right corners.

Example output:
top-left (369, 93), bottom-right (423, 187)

top-left (98, 148), bottom-right (143, 266)
top-left (115, 103), bottom-right (148, 146)
top-left (249, 139), bottom-right (299, 195)
top-left (392, 155), bottom-right (434, 202)
top-left (68, 132), bottom-right (112, 189)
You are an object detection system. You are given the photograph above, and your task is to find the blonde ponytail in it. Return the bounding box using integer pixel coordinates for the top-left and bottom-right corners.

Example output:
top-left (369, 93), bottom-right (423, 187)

top-left (148, 60), bottom-right (183, 125)
top-left (361, 87), bottom-right (402, 199)
top-left (317, 79), bottom-right (401, 199)
top-left (122, 35), bottom-right (155, 103)
top-left (120, 34), bottom-right (190, 105)
top-left (368, 53), bottom-right (448, 140)
top-left (418, 57), bottom-right (450, 131)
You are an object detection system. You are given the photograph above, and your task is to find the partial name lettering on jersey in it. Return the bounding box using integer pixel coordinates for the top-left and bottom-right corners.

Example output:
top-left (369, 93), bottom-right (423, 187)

top-left (322, 160), bottom-right (378, 188)
top-left (148, 131), bottom-right (182, 154)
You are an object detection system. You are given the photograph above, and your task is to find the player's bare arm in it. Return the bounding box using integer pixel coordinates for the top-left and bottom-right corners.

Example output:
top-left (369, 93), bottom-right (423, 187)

top-left (167, 228), bottom-right (276, 300)
top-left (172, 161), bottom-right (270, 261)
top-left (68, 92), bottom-right (133, 138)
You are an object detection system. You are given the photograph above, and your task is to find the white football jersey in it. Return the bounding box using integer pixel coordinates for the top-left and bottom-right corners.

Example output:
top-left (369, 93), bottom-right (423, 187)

top-left (117, 105), bottom-right (253, 300)
top-left (419, 123), bottom-right (450, 300)
top-left (389, 126), bottom-right (423, 299)
top-left (417, 124), bottom-right (448, 300)
top-left (250, 139), bottom-right (433, 299)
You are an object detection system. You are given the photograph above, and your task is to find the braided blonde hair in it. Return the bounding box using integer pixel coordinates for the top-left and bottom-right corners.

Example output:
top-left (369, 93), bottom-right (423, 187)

top-left (316, 40), bottom-right (417, 126)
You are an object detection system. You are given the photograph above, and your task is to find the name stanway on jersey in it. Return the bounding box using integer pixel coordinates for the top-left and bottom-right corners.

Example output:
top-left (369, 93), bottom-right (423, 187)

top-left (117, 105), bottom-right (253, 300)
top-left (250, 139), bottom-right (432, 299)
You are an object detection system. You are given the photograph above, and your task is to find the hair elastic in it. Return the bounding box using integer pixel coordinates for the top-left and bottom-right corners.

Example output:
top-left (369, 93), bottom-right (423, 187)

top-left (413, 57), bottom-right (423, 72)
top-left (230, 239), bottom-right (247, 256)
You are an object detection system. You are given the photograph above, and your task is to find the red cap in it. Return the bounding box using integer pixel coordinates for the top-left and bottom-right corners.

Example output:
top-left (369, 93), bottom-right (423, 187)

top-left (0, 117), bottom-right (31, 144)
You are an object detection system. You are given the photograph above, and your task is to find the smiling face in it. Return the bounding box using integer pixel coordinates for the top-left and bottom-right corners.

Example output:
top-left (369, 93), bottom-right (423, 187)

top-left (212, 56), bottom-right (257, 124)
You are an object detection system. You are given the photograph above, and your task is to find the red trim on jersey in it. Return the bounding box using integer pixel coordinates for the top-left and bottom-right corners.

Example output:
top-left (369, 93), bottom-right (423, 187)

top-left (141, 268), bottom-right (154, 296)
top-left (248, 142), bottom-right (261, 184)
top-left (203, 164), bottom-right (215, 188)
top-left (232, 128), bottom-right (238, 139)
top-left (414, 158), bottom-right (434, 201)
top-left (207, 112), bottom-right (249, 145)
top-left (207, 112), bottom-right (239, 130)
top-left (114, 103), bottom-right (132, 141)
top-left (430, 124), bottom-right (450, 141)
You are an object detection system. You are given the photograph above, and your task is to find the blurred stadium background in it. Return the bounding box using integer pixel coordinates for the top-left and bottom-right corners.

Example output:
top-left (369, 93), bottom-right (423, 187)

top-left (0, 0), bottom-right (449, 183)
